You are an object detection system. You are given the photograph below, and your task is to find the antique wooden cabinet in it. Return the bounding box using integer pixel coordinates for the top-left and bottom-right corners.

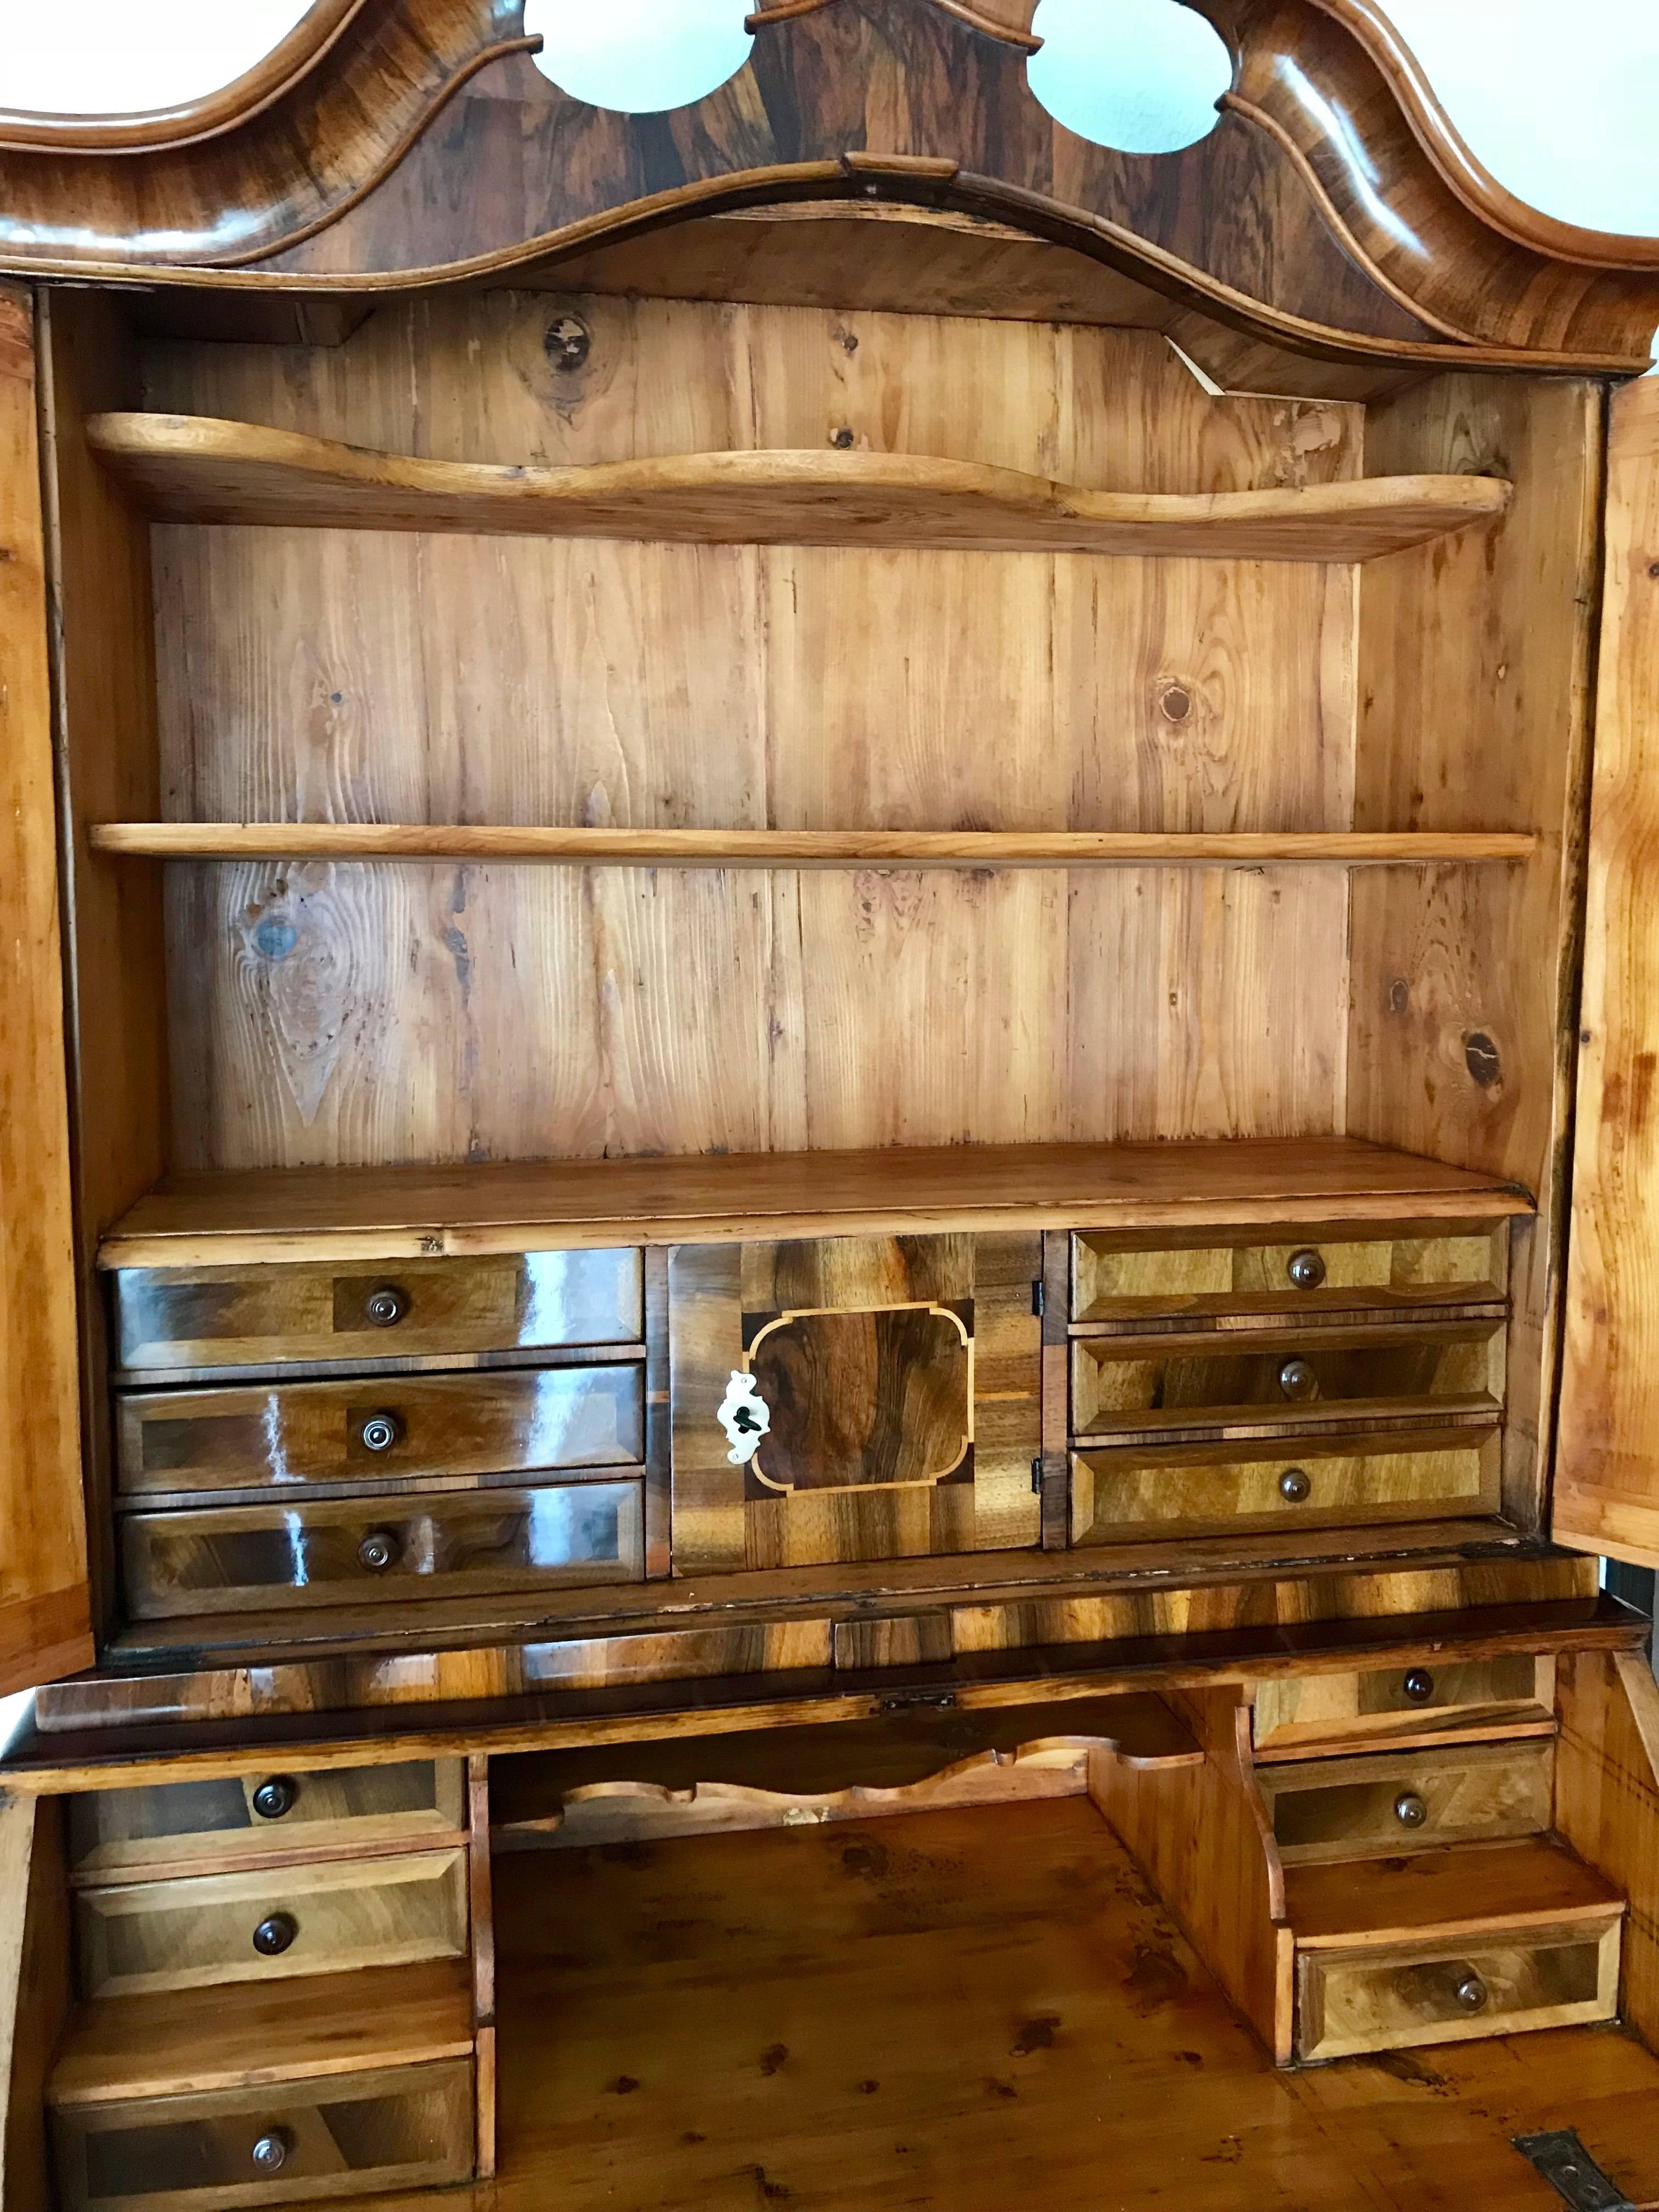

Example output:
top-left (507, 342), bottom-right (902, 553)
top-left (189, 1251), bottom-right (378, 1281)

top-left (5, 3), bottom-right (1659, 2207)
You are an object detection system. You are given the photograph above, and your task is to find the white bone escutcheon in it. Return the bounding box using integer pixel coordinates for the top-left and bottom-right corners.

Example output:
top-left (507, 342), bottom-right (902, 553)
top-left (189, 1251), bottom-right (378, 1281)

top-left (717, 1370), bottom-right (771, 1465)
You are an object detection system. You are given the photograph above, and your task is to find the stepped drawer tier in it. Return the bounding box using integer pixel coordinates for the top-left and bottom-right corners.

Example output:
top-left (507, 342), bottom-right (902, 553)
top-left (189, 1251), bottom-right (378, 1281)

top-left (1295, 1919), bottom-right (1621, 2062)
top-left (74, 1850), bottom-right (468, 1997)
top-left (114, 1366), bottom-right (645, 1498)
top-left (66, 1761), bottom-right (466, 1883)
top-left (111, 1249), bottom-right (644, 1373)
top-left (1070, 1223), bottom-right (1506, 1328)
top-left (1070, 1427), bottom-right (1499, 1543)
top-left (1252, 1656), bottom-right (1556, 1757)
top-left (1070, 1320), bottom-right (1504, 1440)
top-left (49, 2058), bottom-right (474, 2212)
top-left (1259, 1740), bottom-right (1554, 1863)
top-left (120, 1481), bottom-right (644, 1617)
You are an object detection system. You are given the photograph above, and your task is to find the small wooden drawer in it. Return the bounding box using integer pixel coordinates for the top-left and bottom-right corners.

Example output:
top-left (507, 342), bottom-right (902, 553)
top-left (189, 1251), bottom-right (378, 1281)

top-left (121, 1479), bottom-right (643, 1618)
top-left (50, 2057), bottom-right (473, 2211)
top-left (1070, 1321), bottom-right (1504, 1440)
top-left (1252, 1655), bottom-right (1555, 1758)
top-left (1295, 1918), bottom-right (1621, 2062)
top-left (67, 1760), bottom-right (466, 1883)
top-left (75, 1850), bottom-right (468, 1998)
top-left (1071, 1222), bottom-right (1506, 1327)
top-left (115, 1365), bottom-right (645, 1499)
top-left (1259, 1740), bottom-right (1554, 1864)
top-left (111, 1248), bottom-right (644, 1373)
top-left (1070, 1427), bottom-right (1498, 1544)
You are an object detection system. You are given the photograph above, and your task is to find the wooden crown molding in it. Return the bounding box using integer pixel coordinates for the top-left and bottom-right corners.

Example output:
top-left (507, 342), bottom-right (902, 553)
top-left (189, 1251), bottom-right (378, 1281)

top-left (0, 0), bottom-right (1649, 382)
top-left (0, 0), bottom-right (372, 154)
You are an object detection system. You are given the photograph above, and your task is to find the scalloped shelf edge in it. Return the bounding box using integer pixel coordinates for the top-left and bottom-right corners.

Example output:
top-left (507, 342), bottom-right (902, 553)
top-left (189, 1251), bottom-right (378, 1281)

top-left (87, 413), bottom-right (1514, 562)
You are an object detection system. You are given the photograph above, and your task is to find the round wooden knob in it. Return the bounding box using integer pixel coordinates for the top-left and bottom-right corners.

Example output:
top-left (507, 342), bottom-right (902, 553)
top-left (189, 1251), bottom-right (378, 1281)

top-left (251, 2130), bottom-right (292, 2175)
top-left (1454, 1972), bottom-right (1489, 2013)
top-left (1278, 1468), bottom-right (1312, 1503)
top-left (1277, 1357), bottom-right (1317, 1400)
top-left (252, 1912), bottom-right (297, 1957)
top-left (251, 1776), bottom-right (297, 1821)
top-left (363, 1285), bottom-right (408, 1328)
top-left (358, 1412), bottom-right (403, 1453)
top-left (1286, 1248), bottom-right (1327, 1290)
top-left (357, 1530), bottom-right (400, 1572)
top-left (1403, 1667), bottom-right (1436, 1703)
top-left (1394, 1791), bottom-right (1429, 1829)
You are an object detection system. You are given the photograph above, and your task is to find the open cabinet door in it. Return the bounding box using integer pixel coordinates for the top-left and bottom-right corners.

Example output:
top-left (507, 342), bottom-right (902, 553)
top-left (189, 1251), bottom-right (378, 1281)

top-left (1558, 375), bottom-right (1659, 1569)
top-left (0, 282), bottom-right (93, 1690)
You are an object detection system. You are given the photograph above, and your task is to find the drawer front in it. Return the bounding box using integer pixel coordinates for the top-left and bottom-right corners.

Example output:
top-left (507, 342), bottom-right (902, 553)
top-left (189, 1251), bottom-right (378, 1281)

top-left (1261, 1741), bottom-right (1554, 1864)
top-left (1070, 1323), bottom-right (1503, 1440)
top-left (112, 1249), bottom-right (644, 1372)
top-left (1252, 1656), bottom-right (1555, 1758)
top-left (1071, 1224), bottom-right (1505, 1326)
top-left (121, 1481), bottom-right (644, 1618)
top-left (1071, 1429), bottom-right (1497, 1544)
top-left (67, 1761), bottom-right (466, 1883)
top-left (115, 1365), bottom-right (646, 1498)
top-left (50, 2058), bottom-right (473, 2212)
top-left (75, 1850), bottom-right (467, 1997)
top-left (1296, 1919), bottom-right (1620, 2062)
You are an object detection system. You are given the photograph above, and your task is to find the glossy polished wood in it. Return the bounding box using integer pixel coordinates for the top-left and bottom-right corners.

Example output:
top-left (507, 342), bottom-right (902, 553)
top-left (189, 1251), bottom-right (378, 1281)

top-left (74, 1848), bottom-right (467, 1998)
top-left (48, 2055), bottom-right (473, 2211)
top-left (1071, 1428), bottom-right (1499, 1544)
top-left (86, 413), bottom-right (1513, 559)
top-left (0, 1), bottom-right (1654, 396)
top-left (111, 1249), bottom-right (644, 1369)
top-left (99, 1141), bottom-right (1533, 1272)
top-left (1259, 1739), bottom-right (1554, 1865)
top-left (1069, 1319), bottom-right (1504, 1440)
top-left (114, 1368), bottom-right (646, 1499)
top-left (1251, 1655), bottom-right (1555, 1758)
top-left (65, 1760), bottom-right (466, 1883)
top-left (120, 1482), bottom-right (645, 1618)
top-left (1070, 1223), bottom-right (1506, 1325)
top-left (672, 1233), bottom-right (1038, 1571)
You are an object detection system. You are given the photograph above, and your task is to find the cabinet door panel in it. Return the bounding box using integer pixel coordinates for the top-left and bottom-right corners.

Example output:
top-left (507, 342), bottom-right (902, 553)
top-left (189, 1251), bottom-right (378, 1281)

top-left (0, 284), bottom-right (92, 1692)
top-left (1559, 375), bottom-right (1659, 1566)
top-left (669, 1233), bottom-right (1040, 1572)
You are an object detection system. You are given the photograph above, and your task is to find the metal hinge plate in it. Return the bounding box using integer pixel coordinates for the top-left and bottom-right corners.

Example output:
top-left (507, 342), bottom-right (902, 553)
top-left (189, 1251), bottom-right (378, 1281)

top-left (1513, 2132), bottom-right (1635, 2212)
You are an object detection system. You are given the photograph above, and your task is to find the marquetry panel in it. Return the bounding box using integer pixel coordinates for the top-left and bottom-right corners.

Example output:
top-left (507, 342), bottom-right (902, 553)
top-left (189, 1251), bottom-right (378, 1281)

top-left (670, 1233), bottom-right (1040, 1571)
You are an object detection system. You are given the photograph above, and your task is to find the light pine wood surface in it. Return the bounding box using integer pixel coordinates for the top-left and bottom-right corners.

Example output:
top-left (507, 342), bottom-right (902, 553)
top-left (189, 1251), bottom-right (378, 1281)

top-left (87, 411), bottom-right (1511, 562)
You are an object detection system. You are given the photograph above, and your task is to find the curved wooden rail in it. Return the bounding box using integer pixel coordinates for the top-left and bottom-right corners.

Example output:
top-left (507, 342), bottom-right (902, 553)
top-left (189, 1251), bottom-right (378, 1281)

top-left (88, 412), bottom-right (1511, 559)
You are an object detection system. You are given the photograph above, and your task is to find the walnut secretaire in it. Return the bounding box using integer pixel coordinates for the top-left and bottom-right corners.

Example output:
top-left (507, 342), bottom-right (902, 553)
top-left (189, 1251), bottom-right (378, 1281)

top-left (4, 4), bottom-right (1659, 2206)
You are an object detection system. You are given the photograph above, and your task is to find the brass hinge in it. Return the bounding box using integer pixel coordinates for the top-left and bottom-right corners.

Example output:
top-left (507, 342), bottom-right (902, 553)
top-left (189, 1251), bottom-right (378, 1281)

top-left (1513, 2133), bottom-right (1635, 2212)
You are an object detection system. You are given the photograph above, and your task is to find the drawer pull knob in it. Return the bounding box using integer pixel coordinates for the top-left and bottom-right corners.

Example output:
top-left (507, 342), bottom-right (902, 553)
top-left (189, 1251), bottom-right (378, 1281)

top-left (1393, 1790), bottom-right (1429, 1829)
top-left (1454, 1972), bottom-right (1489, 2013)
top-left (251, 1776), bottom-right (297, 1821)
top-left (1402, 1667), bottom-right (1436, 1703)
top-left (252, 1912), bottom-right (297, 1957)
top-left (1278, 1468), bottom-right (1312, 1503)
top-left (1277, 1357), bottom-right (1317, 1400)
top-left (1286, 1248), bottom-right (1327, 1290)
top-left (251, 2130), bottom-right (292, 2175)
top-left (358, 1529), bottom-right (400, 1572)
top-left (363, 1285), bottom-right (408, 1328)
top-left (359, 1412), bottom-right (403, 1453)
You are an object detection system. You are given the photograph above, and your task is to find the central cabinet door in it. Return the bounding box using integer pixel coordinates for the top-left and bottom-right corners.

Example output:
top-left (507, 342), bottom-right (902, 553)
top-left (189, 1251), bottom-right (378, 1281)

top-left (669, 1234), bottom-right (1041, 1570)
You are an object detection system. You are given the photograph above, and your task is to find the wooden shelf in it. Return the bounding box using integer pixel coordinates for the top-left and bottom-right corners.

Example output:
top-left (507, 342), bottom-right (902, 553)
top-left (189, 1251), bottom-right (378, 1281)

top-left (1286, 1839), bottom-right (1624, 1948)
top-left (98, 1137), bottom-right (1533, 1270)
top-left (87, 412), bottom-right (1513, 562)
top-left (47, 1959), bottom-right (474, 2107)
top-left (88, 823), bottom-right (1538, 868)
